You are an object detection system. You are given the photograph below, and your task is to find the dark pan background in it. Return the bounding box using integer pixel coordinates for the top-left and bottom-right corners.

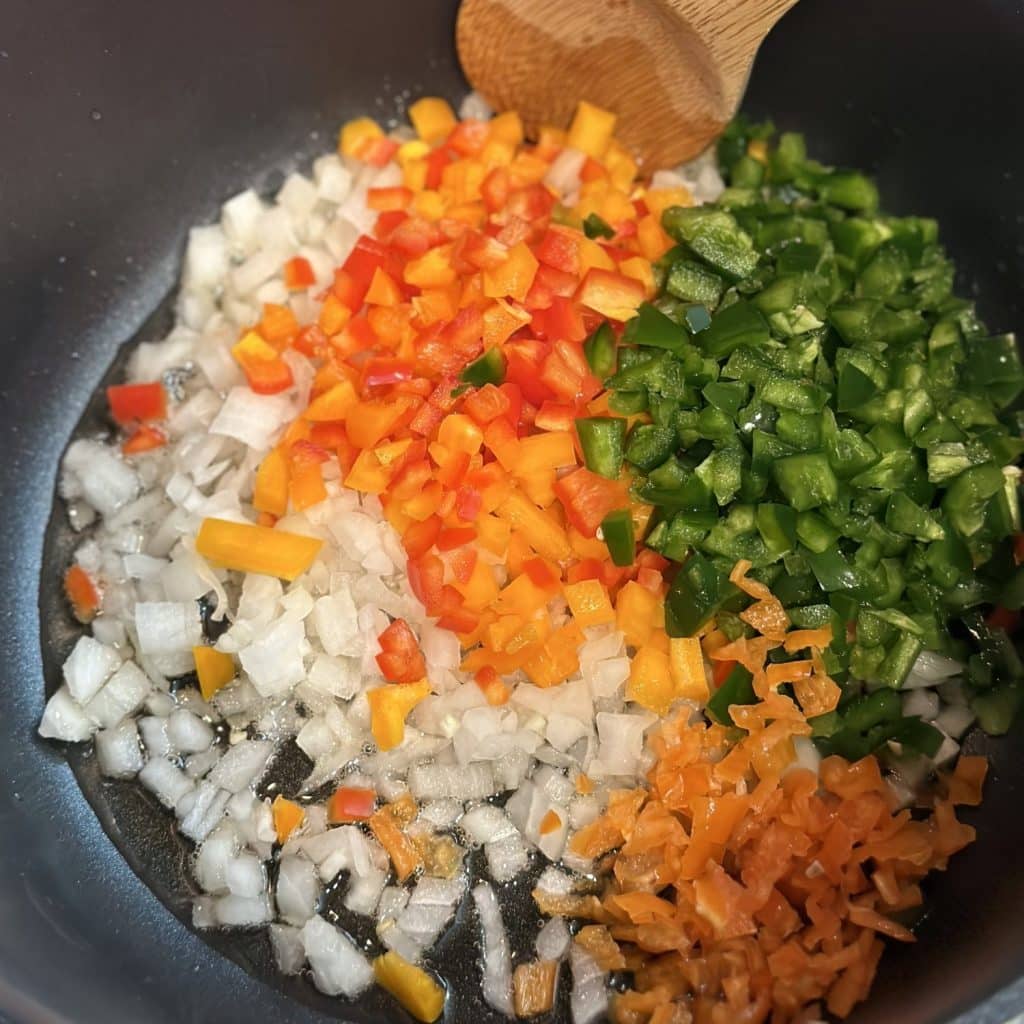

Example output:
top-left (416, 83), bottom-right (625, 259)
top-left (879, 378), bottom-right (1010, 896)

top-left (1, 0), bottom-right (1023, 1021)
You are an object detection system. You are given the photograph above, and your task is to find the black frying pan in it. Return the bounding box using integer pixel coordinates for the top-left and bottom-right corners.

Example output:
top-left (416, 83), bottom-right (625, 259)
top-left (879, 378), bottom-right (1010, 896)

top-left (2, 1), bottom-right (1023, 1021)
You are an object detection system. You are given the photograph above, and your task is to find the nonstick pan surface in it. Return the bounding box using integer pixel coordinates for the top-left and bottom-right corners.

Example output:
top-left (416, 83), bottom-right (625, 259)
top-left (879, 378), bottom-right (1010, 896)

top-left (2, 1), bottom-right (1023, 1022)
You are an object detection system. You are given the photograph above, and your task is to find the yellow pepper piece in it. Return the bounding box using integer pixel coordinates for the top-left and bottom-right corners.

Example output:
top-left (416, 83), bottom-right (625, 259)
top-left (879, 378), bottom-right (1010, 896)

top-left (643, 186), bottom-right (693, 220)
top-left (567, 100), bottom-right (616, 159)
top-left (404, 247), bottom-right (457, 288)
top-left (397, 139), bottom-right (430, 166)
top-left (339, 116), bottom-right (383, 158)
top-left (618, 256), bottom-right (656, 297)
top-left (192, 645), bottom-right (235, 700)
top-left (493, 573), bottom-right (553, 618)
top-left (615, 580), bottom-right (663, 648)
top-left (412, 189), bottom-right (446, 221)
top-left (304, 379), bottom-right (358, 422)
top-left (747, 138), bottom-right (768, 163)
top-left (489, 110), bottom-right (524, 146)
top-left (195, 518), bottom-right (322, 581)
top-left (408, 97), bottom-right (457, 144)
top-left (512, 432), bottom-right (577, 474)
top-left (271, 794), bottom-right (306, 845)
top-left (437, 413), bottom-right (484, 455)
top-left (253, 447), bottom-right (289, 517)
top-left (453, 558), bottom-right (500, 611)
top-left (374, 952), bottom-right (446, 1023)
top-left (496, 490), bottom-right (572, 563)
top-left (318, 293), bottom-right (351, 335)
top-left (669, 637), bottom-right (710, 703)
top-left (522, 623), bottom-right (583, 688)
top-left (626, 646), bottom-right (675, 714)
top-left (232, 329), bottom-right (277, 365)
top-left (564, 579), bottom-right (615, 628)
top-left (577, 238), bottom-right (617, 276)
top-left (368, 679), bottom-right (432, 752)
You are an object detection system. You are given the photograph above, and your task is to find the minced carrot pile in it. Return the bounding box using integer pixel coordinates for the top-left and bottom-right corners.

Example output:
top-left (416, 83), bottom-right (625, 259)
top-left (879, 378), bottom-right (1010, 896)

top-left (552, 565), bottom-right (987, 1024)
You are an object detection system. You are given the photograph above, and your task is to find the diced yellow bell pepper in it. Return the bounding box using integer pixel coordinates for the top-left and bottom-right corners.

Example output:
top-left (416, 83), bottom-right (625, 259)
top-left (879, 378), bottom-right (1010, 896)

top-left (253, 447), bottom-right (289, 517)
top-left (496, 490), bottom-right (572, 563)
top-left (339, 117), bottom-right (383, 158)
top-left (489, 110), bottom-right (524, 147)
top-left (564, 579), bottom-right (615, 628)
top-left (408, 97), bottom-right (457, 144)
top-left (482, 241), bottom-right (539, 304)
top-left (512, 432), bottom-right (577, 473)
top-left (232, 329), bottom-right (277, 365)
top-left (493, 573), bottom-right (552, 618)
top-left (626, 646), bottom-right (675, 714)
top-left (567, 100), bottom-right (616, 159)
top-left (195, 519), bottom-right (322, 581)
top-left (403, 158), bottom-right (429, 192)
top-left (271, 794), bottom-right (305, 845)
top-left (518, 468), bottom-right (557, 510)
top-left (643, 186), bottom-right (693, 220)
top-left (476, 514), bottom-right (511, 557)
top-left (636, 214), bottom-right (675, 261)
top-left (367, 679), bottom-right (431, 752)
top-left (304, 379), bottom-right (358, 422)
top-left (577, 238), bottom-right (617, 276)
top-left (404, 247), bottom-right (457, 288)
top-left (669, 637), bottom-right (710, 703)
top-left (747, 139), bottom-right (768, 163)
top-left (192, 645), bottom-right (235, 700)
top-left (615, 580), bottom-right (663, 648)
top-left (397, 139), bottom-right (430, 167)
top-left (412, 189), bottom-right (446, 221)
top-left (373, 951), bottom-right (446, 1023)
top-left (604, 140), bottom-right (639, 192)
top-left (618, 256), bottom-right (656, 297)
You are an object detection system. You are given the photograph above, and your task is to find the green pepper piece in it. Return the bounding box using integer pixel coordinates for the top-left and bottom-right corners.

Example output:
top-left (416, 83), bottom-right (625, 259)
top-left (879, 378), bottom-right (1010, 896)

top-left (661, 206), bottom-right (761, 281)
top-left (706, 663), bottom-right (756, 726)
top-left (583, 212), bottom-right (615, 240)
top-left (756, 503), bottom-right (798, 556)
top-left (601, 509), bottom-right (635, 567)
top-left (700, 300), bottom-right (771, 358)
top-left (964, 333), bottom-right (1024, 408)
top-left (817, 170), bottom-right (879, 212)
top-left (942, 463), bottom-right (1005, 537)
top-left (973, 683), bottom-right (1023, 736)
top-left (772, 452), bottom-right (839, 511)
top-left (760, 375), bottom-right (830, 414)
top-left (583, 322), bottom-right (617, 379)
top-left (624, 302), bottom-right (689, 352)
top-left (836, 362), bottom-right (879, 412)
top-left (877, 634), bottom-right (923, 688)
top-left (665, 260), bottom-right (725, 308)
top-left (625, 424), bottom-right (677, 471)
top-left (730, 154), bottom-right (765, 189)
top-left (665, 552), bottom-right (739, 637)
top-left (769, 132), bottom-right (806, 183)
top-left (575, 417), bottom-right (626, 480)
top-left (702, 380), bottom-right (749, 417)
top-left (884, 493), bottom-right (945, 542)
top-left (795, 511), bottom-right (840, 554)
top-left (460, 347), bottom-right (506, 387)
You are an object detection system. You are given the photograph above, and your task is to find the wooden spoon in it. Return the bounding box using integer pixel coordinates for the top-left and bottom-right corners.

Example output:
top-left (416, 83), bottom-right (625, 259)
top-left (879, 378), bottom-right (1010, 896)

top-left (456, 0), bottom-right (798, 167)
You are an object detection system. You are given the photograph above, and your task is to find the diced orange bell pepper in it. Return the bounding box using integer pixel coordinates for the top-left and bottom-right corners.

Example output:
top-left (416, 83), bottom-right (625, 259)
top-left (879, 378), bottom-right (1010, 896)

top-left (522, 623), bottom-right (583, 688)
top-left (669, 637), bottom-right (710, 703)
top-left (304, 380), bottom-right (358, 422)
top-left (626, 646), bottom-right (675, 714)
top-left (271, 795), bottom-right (306, 844)
top-left (566, 100), bottom-right (616, 159)
top-left (365, 267), bottom-right (404, 306)
top-left (496, 490), bottom-right (572, 563)
top-left (64, 564), bottom-right (102, 623)
top-left (575, 267), bottom-right (645, 322)
top-left (253, 447), bottom-right (290, 517)
top-left (327, 786), bottom-right (376, 823)
top-left (482, 242), bottom-right (539, 303)
top-left (346, 396), bottom-right (417, 449)
top-left (195, 518), bottom-right (322, 581)
top-left (192, 645), bottom-right (235, 700)
top-left (409, 97), bottom-right (457, 144)
top-left (367, 678), bottom-right (431, 752)
top-left (405, 247), bottom-right (457, 288)
top-left (374, 952), bottom-right (446, 1023)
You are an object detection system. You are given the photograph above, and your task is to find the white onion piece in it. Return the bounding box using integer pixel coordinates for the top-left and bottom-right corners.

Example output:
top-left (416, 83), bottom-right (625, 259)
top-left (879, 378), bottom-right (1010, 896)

top-left (207, 739), bottom-right (273, 793)
top-left (62, 636), bottom-right (123, 703)
top-left (209, 387), bottom-right (294, 451)
top-left (63, 440), bottom-right (140, 518)
top-left (139, 757), bottom-right (194, 809)
top-left (536, 917), bottom-right (571, 961)
top-left (269, 923), bottom-right (305, 975)
top-left (911, 650), bottom-right (964, 682)
top-left (300, 916), bottom-right (373, 998)
top-left (215, 893), bottom-right (272, 927)
top-left (85, 661), bottom-right (151, 729)
top-left (473, 882), bottom-right (514, 1016)
top-left (934, 704), bottom-right (976, 740)
top-left (902, 690), bottom-right (940, 721)
top-left (180, 783), bottom-right (231, 843)
top-left (38, 686), bottom-right (95, 742)
top-left (134, 601), bottom-right (202, 655)
top-left (570, 945), bottom-right (608, 1024)
top-left (95, 719), bottom-right (145, 778)
top-left (276, 855), bottom-right (321, 925)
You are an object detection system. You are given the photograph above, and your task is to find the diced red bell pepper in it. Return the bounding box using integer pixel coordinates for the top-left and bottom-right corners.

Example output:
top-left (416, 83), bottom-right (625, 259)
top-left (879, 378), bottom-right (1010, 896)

top-left (447, 119), bottom-right (489, 156)
top-left (408, 552), bottom-right (445, 613)
top-left (463, 384), bottom-right (511, 425)
top-left (437, 527), bottom-right (477, 551)
top-left (449, 545), bottom-right (478, 585)
top-left (376, 618), bottom-right (427, 683)
top-left (436, 585), bottom-right (477, 633)
top-left (531, 295), bottom-right (586, 342)
top-left (121, 424), bottom-right (167, 455)
top-left (535, 263), bottom-right (580, 298)
top-left (107, 382), bottom-right (167, 425)
top-left (425, 147), bottom-right (454, 190)
top-left (554, 467), bottom-right (630, 537)
top-left (481, 167), bottom-right (510, 213)
top-left (403, 516), bottom-right (442, 560)
top-left (504, 340), bottom-right (557, 406)
top-left (362, 357), bottom-right (414, 389)
top-left (375, 209), bottom-right (409, 238)
top-left (506, 184), bottom-right (555, 222)
top-left (712, 659), bottom-right (738, 687)
top-left (293, 324), bottom-right (327, 357)
top-left (342, 235), bottom-right (401, 307)
top-left (535, 226), bottom-right (581, 276)
top-left (986, 606), bottom-right (1021, 633)
top-left (523, 557), bottom-right (560, 591)
top-left (455, 485), bottom-right (483, 522)
top-left (327, 786), bottom-right (377, 823)
top-left (575, 267), bottom-right (645, 321)
top-left (283, 256), bottom-right (316, 290)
